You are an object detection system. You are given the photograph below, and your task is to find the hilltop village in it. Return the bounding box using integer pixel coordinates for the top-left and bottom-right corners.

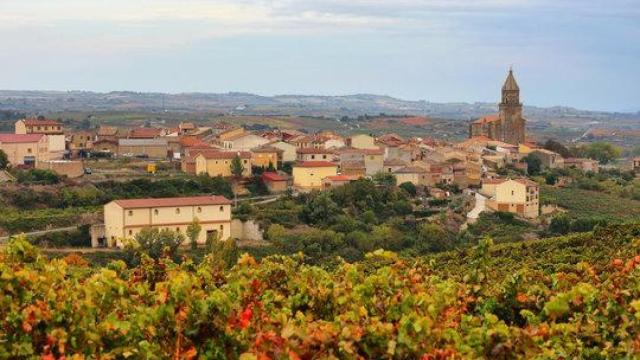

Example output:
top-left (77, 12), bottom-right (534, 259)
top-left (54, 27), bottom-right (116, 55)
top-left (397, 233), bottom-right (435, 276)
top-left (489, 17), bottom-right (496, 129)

top-left (0, 71), bottom-right (637, 248)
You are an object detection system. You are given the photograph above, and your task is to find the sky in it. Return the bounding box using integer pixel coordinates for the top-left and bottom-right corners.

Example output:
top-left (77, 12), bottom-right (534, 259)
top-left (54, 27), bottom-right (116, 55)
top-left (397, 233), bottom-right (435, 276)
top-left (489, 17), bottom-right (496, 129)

top-left (0, 0), bottom-right (638, 112)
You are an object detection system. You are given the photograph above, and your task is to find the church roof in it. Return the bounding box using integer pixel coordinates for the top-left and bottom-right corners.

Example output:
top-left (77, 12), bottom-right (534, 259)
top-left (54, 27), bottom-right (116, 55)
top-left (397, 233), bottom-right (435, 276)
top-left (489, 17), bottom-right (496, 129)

top-left (502, 69), bottom-right (519, 91)
top-left (472, 115), bottom-right (500, 124)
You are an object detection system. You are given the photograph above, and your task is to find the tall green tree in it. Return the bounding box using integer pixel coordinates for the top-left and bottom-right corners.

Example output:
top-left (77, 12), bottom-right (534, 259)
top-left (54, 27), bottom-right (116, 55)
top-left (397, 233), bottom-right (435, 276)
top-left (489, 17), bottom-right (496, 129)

top-left (186, 218), bottom-right (202, 250)
top-left (0, 149), bottom-right (8, 170)
top-left (230, 155), bottom-right (245, 177)
top-left (523, 154), bottom-right (542, 175)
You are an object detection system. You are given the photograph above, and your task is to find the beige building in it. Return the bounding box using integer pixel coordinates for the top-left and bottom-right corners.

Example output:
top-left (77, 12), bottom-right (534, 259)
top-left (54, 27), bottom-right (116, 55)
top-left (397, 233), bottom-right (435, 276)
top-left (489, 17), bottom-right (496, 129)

top-left (296, 147), bottom-right (335, 162)
top-left (531, 149), bottom-right (564, 169)
top-left (394, 166), bottom-right (428, 186)
top-left (222, 133), bottom-right (269, 151)
top-left (271, 141), bottom-right (297, 163)
top-left (251, 145), bottom-right (282, 169)
top-left (118, 139), bottom-right (169, 158)
top-left (0, 134), bottom-right (49, 166)
top-left (194, 151), bottom-right (252, 177)
top-left (103, 195), bottom-right (232, 248)
top-left (292, 161), bottom-right (338, 191)
top-left (346, 134), bottom-right (377, 149)
top-left (15, 118), bottom-right (63, 135)
top-left (481, 178), bottom-right (539, 218)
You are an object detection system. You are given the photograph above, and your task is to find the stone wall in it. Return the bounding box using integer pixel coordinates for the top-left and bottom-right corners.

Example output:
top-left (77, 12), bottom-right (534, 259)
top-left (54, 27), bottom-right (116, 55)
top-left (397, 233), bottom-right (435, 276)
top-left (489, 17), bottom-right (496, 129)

top-left (37, 160), bottom-right (84, 178)
top-left (230, 219), bottom-right (263, 241)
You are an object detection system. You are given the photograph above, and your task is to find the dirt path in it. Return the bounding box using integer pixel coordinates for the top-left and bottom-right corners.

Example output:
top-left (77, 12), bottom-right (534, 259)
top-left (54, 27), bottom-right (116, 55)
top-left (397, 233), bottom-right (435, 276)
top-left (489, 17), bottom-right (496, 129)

top-left (0, 226), bottom-right (79, 243)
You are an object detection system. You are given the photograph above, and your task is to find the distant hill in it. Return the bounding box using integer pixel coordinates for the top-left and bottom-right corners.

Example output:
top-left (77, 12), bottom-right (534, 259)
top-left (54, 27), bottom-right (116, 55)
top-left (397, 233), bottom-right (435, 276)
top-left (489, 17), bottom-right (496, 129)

top-left (0, 90), bottom-right (637, 122)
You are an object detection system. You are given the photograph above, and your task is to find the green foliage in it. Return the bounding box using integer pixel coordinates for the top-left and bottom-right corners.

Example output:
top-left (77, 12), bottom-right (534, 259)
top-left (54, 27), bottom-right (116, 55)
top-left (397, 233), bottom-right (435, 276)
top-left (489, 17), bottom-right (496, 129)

top-left (461, 212), bottom-right (535, 244)
top-left (28, 225), bottom-right (91, 248)
top-left (398, 181), bottom-right (417, 196)
top-left (299, 191), bottom-right (343, 226)
top-left (0, 149), bottom-right (8, 170)
top-left (246, 175), bottom-right (270, 196)
top-left (230, 154), bottom-right (245, 177)
top-left (125, 227), bottom-right (185, 265)
top-left (372, 171), bottom-right (397, 186)
top-left (414, 222), bottom-right (453, 253)
top-left (186, 218), bottom-right (202, 250)
top-left (543, 139), bottom-right (572, 158)
top-left (542, 185), bottom-right (640, 222)
top-left (574, 141), bottom-right (621, 164)
top-left (12, 168), bottom-right (60, 184)
top-left (523, 154), bottom-right (542, 175)
top-left (4, 224), bottom-right (640, 358)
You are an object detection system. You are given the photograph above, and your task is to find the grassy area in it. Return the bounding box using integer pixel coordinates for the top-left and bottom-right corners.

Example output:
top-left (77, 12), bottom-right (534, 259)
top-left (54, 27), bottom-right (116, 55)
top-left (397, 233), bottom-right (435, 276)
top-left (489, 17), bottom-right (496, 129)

top-left (541, 185), bottom-right (640, 221)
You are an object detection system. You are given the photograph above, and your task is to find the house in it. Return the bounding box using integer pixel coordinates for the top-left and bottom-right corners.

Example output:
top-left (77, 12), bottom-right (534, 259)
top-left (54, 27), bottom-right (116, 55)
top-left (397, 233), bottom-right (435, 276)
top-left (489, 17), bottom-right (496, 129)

top-left (531, 149), bottom-right (564, 169)
top-left (67, 131), bottom-right (95, 155)
top-left (103, 195), bottom-right (232, 248)
top-left (92, 139), bottom-right (118, 154)
top-left (340, 160), bottom-right (366, 177)
top-left (346, 134), bottom-right (377, 149)
top-left (127, 127), bottom-right (166, 139)
top-left (322, 175), bottom-right (359, 189)
top-left (222, 133), bottom-right (269, 151)
top-left (339, 147), bottom-right (384, 176)
top-left (251, 145), bottom-right (282, 169)
top-left (563, 158), bottom-right (599, 173)
top-left (383, 158), bottom-right (407, 173)
top-left (292, 161), bottom-right (338, 191)
top-left (15, 118), bottom-right (65, 159)
top-left (0, 134), bottom-right (49, 166)
top-left (15, 118), bottom-right (63, 135)
top-left (288, 135), bottom-right (315, 149)
top-left (394, 166), bottom-right (428, 186)
top-left (118, 139), bottom-right (169, 158)
top-left (96, 126), bottom-right (121, 142)
top-left (296, 147), bottom-right (335, 162)
top-left (481, 178), bottom-right (539, 218)
top-left (217, 127), bottom-right (246, 141)
top-left (262, 172), bottom-right (290, 193)
top-left (271, 141), bottom-right (298, 163)
top-left (194, 151), bottom-right (252, 177)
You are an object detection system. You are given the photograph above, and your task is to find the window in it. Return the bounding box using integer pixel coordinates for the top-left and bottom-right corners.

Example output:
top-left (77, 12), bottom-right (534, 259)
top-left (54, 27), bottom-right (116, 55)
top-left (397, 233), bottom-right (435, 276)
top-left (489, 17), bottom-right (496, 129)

top-left (128, 210), bottom-right (133, 216)
top-left (219, 224), bottom-right (224, 231)
top-left (323, 155), bottom-right (327, 159)
top-left (219, 206), bottom-right (224, 212)
top-left (128, 230), bottom-right (133, 235)
top-left (311, 155), bottom-right (316, 160)
top-left (154, 209), bottom-right (158, 215)
top-left (175, 208), bottom-right (180, 214)
top-left (511, 191), bottom-right (514, 196)
top-left (27, 148), bottom-right (32, 154)
top-left (243, 160), bottom-right (248, 164)
top-left (197, 207), bottom-right (202, 213)
top-left (176, 227), bottom-right (180, 232)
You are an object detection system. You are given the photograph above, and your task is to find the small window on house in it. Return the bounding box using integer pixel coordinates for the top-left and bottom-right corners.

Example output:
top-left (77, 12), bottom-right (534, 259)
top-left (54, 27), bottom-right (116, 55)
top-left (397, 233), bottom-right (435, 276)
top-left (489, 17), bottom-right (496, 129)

top-left (128, 210), bottom-right (133, 216)
top-left (27, 148), bottom-right (32, 153)
top-left (128, 230), bottom-right (133, 235)
top-left (219, 206), bottom-right (224, 212)
top-left (323, 155), bottom-right (327, 159)
top-left (219, 224), bottom-right (224, 231)
top-left (154, 209), bottom-right (158, 215)
top-left (175, 208), bottom-right (180, 214)
top-left (310, 173), bottom-right (314, 176)
top-left (176, 227), bottom-right (180, 232)
top-left (243, 160), bottom-right (248, 164)
top-left (197, 207), bottom-right (202, 213)
top-left (311, 155), bottom-right (315, 160)
top-left (511, 191), bottom-right (514, 196)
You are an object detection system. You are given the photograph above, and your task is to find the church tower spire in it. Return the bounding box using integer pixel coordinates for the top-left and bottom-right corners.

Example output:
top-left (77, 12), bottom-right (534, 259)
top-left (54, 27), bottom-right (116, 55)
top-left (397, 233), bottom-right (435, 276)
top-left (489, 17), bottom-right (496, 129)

top-left (501, 68), bottom-right (520, 105)
top-left (498, 68), bottom-right (525, 144)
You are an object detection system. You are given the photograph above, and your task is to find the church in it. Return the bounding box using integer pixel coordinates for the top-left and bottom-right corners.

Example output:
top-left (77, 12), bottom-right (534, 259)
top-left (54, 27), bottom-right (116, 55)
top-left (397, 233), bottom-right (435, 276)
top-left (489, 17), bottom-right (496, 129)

top-left (469, 69), bottom-right (526, 145)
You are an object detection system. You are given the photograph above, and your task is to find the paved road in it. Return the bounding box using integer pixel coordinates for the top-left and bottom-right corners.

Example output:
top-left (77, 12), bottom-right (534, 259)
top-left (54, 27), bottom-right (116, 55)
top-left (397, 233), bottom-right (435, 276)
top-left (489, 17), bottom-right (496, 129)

top-left (0, 226), bottom-right (78, 243)
top-left (467, 192), bottom-right (487, 220)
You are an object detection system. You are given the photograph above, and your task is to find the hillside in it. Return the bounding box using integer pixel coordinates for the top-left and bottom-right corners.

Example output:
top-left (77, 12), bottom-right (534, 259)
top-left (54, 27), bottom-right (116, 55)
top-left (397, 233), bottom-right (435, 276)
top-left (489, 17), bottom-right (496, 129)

top-left (2, 223), bottom-right (640, 358)
top-left (0, 90), bottom-right (637, 122)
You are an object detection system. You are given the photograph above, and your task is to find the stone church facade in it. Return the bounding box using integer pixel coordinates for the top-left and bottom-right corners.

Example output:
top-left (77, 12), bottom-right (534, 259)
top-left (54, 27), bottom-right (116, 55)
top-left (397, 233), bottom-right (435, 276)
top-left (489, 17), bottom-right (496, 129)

top-left (469, 69), bottom-right (526, 145)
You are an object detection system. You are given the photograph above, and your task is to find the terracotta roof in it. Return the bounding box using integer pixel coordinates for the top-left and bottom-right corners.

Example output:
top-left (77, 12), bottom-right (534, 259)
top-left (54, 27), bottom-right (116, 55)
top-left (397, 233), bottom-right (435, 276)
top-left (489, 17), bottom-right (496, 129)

top-left (22, 118), bottom-right (61, 126)
top-left (482, 178), bottom-right (506, 185)
top-left (295, 161), bottom-right (337, 168)
top-left (472, 115), bottom-right (500, 125)
top-left (394, 166), bottom-right (427, 174)
top-left (195, 150), bottom-right (251, 159)
top-left (128, 127), bottom-right (162, 138)
top-left (296, 147), bottom-right (335, 154)
top-left (0, 133), bottom-right (44, 143)
top-left (180, 137), bottom-right (210, 148)
top-left (383, 158), bottom-right (407, 166)
top-left (339, 147), bottom-right (384, 155)
top-left (324, 175), bottom-right (359, 182)
top-left (262, 172), bottom-right (288, 182)
top-left (113, 195), bottom-right (231, 209)
top-left (514, 178), bottom-right (538, 187)
top-left (251, 145), bottom-right (283, 153)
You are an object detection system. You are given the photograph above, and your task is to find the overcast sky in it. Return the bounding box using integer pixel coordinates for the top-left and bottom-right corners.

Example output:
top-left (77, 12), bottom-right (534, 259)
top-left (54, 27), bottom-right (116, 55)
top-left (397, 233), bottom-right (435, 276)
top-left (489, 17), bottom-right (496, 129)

top-left (0, 0), bottom-right (638, 111)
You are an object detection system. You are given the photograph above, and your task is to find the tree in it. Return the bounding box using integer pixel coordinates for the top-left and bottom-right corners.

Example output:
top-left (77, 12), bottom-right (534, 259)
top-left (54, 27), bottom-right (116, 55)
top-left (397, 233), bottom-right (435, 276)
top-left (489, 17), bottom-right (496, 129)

top-left (579, 142), bottom-right (621, 164)
top-left (543, 139), bottom-right (572, 158)
top-left (300, 192), bottom-right (343, 226)
top-left (0, 149), bottom-right (8, 170)
top-left (186, 218), bottom-right (202, 250)
top-left (415, 223), bottom-right (451, 253)
top-left (230, 155), bottom-right (245, 177)
top-left (266, 161), bottom-right (276, 172)
top-left (126, 228), bottom-right (184, 264)
top-left (523, 154), bottom-right (542, 175)
top-left (399, 181), bottom-right (417, 197)
top-left (372, 171), bottom-right (397, 187)
top-left (545, 173), bottom-right (558, 185)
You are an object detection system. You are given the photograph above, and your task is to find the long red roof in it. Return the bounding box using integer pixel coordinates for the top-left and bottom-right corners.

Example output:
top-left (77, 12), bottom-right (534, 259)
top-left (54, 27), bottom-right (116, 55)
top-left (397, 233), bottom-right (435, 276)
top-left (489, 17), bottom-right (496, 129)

top-left (22, 118), bottom-right (61, 126)
top-left (113, 195), bottom-right (231, 209)
top-left (295, 161), bottom-right (337, 168)
top-left (0, 133), bottom-right (44, 143)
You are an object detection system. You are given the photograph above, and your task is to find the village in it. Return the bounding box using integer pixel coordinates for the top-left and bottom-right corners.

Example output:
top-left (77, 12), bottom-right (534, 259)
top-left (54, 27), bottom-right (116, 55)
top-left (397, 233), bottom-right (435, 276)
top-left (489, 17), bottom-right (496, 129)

top-left (1, 71), bottom-right (638, 249)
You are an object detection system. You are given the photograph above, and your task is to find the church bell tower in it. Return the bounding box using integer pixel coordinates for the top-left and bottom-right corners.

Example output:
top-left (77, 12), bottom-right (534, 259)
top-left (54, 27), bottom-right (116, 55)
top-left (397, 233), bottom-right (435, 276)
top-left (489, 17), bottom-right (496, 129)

top-left (499, 68), bottom-right (525, 144)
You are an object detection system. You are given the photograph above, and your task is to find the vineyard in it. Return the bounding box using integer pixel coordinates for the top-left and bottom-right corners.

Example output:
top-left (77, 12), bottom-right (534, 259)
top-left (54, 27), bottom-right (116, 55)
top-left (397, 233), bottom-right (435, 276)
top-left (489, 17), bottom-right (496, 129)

top-left (3, 223), bottom-right (640, 358)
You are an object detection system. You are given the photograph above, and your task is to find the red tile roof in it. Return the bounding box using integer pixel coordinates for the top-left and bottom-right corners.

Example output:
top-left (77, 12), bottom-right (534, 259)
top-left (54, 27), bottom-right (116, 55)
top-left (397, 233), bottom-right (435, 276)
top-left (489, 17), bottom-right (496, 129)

top-left (113, 195), bottom-right (231, 209)
top-left (295, 161), bottom-right (337, 168)
top-left (0, 133), bottom-right (44, 143)
top-left (324, 175), bottom-right (359, 182)
top-left (262, 172), bottom-right (288, 182)
top-left (296, 147), bottom-right (335, 154)
top-left (22, 118), bottom-right (61, 126)
top-left (180, 137), bottom-right (210, 148)
top-left (128, 127), bottom-right (162, 138)
top-left (472, 115), bottom-right (500, 124)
